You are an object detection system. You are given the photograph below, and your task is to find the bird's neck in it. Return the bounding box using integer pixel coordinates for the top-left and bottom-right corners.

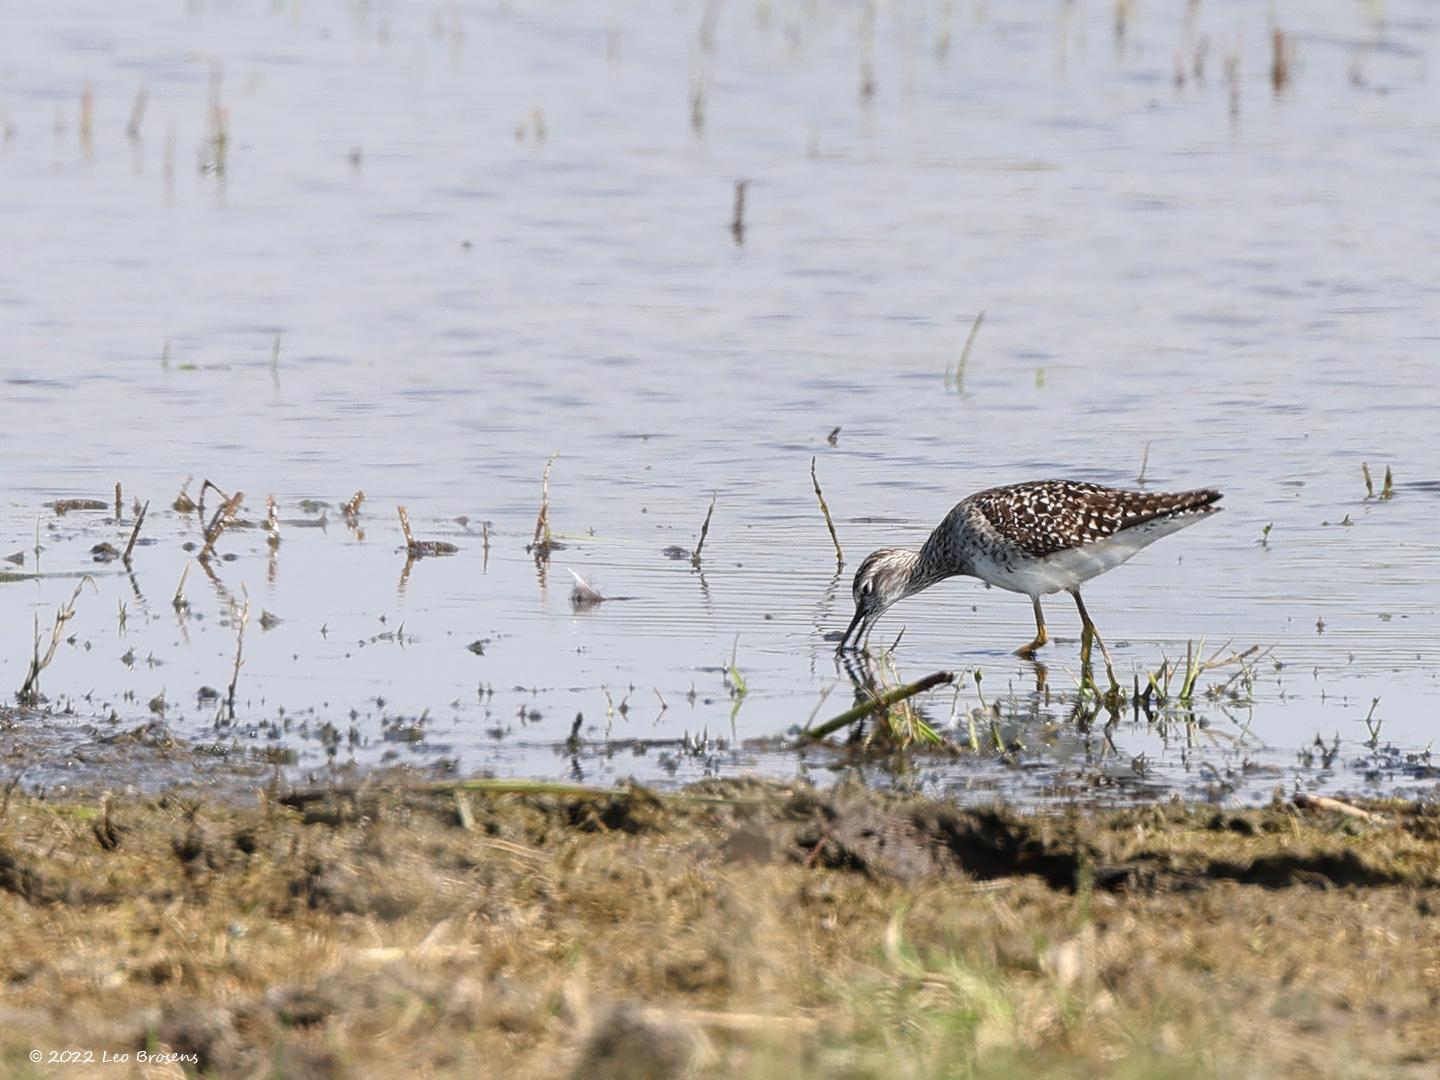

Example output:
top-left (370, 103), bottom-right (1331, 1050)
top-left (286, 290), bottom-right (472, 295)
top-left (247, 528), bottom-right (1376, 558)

top-left (911, 536), bottom-right (969, 592)
top-left (900, 547), bottom-right (955, 597)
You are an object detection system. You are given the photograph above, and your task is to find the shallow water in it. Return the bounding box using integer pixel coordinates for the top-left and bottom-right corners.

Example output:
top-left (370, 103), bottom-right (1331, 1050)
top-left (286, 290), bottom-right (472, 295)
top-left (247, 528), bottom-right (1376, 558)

top-left (2, 0), bottom-right (1438, 803)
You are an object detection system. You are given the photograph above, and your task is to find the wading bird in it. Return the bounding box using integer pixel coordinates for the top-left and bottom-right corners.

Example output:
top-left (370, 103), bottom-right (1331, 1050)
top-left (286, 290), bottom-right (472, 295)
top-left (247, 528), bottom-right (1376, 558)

top-left (836, 479), bottom-right (1223, 684)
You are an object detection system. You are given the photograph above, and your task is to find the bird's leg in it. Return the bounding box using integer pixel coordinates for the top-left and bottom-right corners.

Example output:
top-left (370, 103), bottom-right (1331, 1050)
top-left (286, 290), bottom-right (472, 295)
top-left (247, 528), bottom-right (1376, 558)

top-left (1015, 596), bottom-right (1048, 658)
top-left (1073, 596), bottom-right (1095, 670)
top-left (1070, 589), bottom-right (1118, 690)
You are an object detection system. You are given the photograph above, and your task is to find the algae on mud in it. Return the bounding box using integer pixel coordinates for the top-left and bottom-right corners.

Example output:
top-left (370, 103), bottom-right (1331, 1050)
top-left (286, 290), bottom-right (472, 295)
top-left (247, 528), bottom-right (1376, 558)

top-left (1, 775), bottom-right (1438, 1078)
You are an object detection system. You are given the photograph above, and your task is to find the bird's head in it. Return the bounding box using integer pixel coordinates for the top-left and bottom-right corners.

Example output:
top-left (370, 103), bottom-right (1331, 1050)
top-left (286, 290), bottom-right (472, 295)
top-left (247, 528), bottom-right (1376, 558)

top-left (836, 548), bottom-right (920, 652)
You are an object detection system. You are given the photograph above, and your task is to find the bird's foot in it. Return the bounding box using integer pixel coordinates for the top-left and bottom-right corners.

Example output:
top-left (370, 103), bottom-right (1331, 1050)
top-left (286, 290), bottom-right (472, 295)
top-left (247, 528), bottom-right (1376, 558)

top-left (1017, 620), bottom-right (1048, 659)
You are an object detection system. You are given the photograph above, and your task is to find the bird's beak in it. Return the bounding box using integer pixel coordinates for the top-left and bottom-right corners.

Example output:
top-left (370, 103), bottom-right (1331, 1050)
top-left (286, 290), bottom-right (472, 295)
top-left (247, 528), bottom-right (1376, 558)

top-left (836, 606), bottom-right (868, 653)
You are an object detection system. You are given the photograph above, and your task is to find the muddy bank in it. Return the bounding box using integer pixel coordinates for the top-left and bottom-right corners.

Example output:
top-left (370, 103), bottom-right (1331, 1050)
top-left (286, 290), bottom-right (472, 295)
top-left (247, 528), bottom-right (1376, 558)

top-left (2, 776), bottom-right (1438, 1078)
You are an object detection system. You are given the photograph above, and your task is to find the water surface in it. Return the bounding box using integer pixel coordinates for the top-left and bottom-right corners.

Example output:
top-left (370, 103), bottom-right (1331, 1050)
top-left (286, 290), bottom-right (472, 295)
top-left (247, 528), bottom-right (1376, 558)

top-left (2, 0), bottom-right (1438, 803)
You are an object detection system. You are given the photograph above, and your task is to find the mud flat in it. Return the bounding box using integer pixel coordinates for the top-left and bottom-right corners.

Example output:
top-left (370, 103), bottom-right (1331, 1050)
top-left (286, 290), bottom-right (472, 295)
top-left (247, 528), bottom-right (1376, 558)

top-left (2, 769), bottom-right (1437, 1078)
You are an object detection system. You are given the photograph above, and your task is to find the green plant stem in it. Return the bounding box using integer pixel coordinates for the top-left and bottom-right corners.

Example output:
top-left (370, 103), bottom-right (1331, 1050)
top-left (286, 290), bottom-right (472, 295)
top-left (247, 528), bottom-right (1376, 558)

top-left (803, 671), bottom-right (955, 740)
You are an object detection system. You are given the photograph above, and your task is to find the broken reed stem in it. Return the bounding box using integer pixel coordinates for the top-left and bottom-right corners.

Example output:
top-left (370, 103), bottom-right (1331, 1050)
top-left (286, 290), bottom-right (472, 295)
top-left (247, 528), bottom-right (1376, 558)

top-left (958, 310), bottom-right (985, 375)
top-left (342, 490), bottom-right (365, 518)
top-left (173, 562), bottom-right (191, 611)
top-left (223, 594), bottom-right (250, 722)
top-left (1270, 27), bottom-right (1292, 92)
top-left (17, 577), bottom-right (94, 704)
top-left (197, 480), bottom-right (234, 538)
top-left (532, 452), bottom-right (558, 550)
top-left (803, 670), bottom-right (955, 740)
top-left (809, 457), bottom-right (844, 566)
top-left (1293, 792), bottom-right (1387, 824)
top-left (265, 496), bottom-right (281, 548)
top-left (126, 83), bottom-right (148, 139)
top-left (730, 179), bottom-right (747, 244)
top-left (198, 478), bottom-right (223, 523)
top-left (114, 481), bottom-right (122, 521)
top-left (79, 83), bottom-right (93, 143)
top-left (200, 490), bottom-right (244, 560)
top-left (395, 511), bottom-right (457, 560)
top-left (1137, 441), bottom-right (1152, 485)
top-left (1362, 462), bottom-right (1374, 498)
top-left (26, 614), bottom-right (38, 695)
top-left (123, 500), bottom-right (149, 563)
top-left (692, 494), bottom-right (716, 566)
top-left (173, 476), bottom-right (195, 513)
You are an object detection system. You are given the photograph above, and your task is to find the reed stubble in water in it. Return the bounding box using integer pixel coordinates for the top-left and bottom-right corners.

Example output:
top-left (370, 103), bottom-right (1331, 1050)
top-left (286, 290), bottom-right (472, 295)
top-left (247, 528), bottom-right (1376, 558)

top-left (122, 500), bottom-right (148, 564)
top-left (125, 83), bottom-right (148, 140)
top-left (809, 457), bottom-right (843, 566)
top-left (691, 495), bottom-right (716, 567)
top-left (1361, 462), bottom-right (1395, 500)
top-left (172, 561), bottom-right (191, 612)
top-left (568, 569), bottom-right (605, 608)
top-left (398, 506), bottom-right (458, 558)
top-left (197, 481), bottom-right (243, 561)
top-left (222, 593), bottom-right (250, 723)
top-left (17, 577), bottom-right (94, 704)
top-left (529, 452), bottom-right (559, 559)
top-left (803, 670), bottom-right (954, 741)
top-left (730, 180), bottom-right (746, 245)
top-left (945, 310), bottom-right (985, 391)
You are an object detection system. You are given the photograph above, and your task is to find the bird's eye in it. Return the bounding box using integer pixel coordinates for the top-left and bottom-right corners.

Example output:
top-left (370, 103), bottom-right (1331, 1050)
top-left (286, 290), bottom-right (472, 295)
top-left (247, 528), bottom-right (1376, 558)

top-left (860, 581), bottom-right (872, 597)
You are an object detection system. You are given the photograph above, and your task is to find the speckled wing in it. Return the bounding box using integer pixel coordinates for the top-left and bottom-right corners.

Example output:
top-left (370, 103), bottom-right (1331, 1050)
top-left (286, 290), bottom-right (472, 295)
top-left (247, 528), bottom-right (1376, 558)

top-left (968, 480), bottom-right (1223, 559)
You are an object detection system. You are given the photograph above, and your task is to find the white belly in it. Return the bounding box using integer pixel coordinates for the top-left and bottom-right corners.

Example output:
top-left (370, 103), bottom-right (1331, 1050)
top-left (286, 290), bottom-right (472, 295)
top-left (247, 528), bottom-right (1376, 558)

top-left (973, 516), bottom-right (1197, 596)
